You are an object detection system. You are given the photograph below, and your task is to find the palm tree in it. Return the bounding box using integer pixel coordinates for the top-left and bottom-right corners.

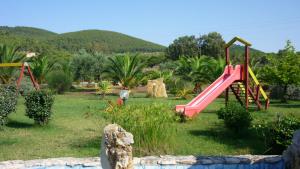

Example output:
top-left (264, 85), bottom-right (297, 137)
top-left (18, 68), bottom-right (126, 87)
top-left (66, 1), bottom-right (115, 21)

top-left (177, 56), bottom-right (212, 92)
top-left (105, 54), bottom-right (144, 89)
top-left (0, 44), bottom-right (26, 84)
top-left (209, 57), bottom-right (225, 81)
top-left (30, 56), bottom-right (56, 84)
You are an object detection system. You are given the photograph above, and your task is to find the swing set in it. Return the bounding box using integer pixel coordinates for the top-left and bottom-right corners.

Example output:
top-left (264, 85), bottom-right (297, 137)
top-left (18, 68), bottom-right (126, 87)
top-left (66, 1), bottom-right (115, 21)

top-left (0, 62), bottom-right (39, 90)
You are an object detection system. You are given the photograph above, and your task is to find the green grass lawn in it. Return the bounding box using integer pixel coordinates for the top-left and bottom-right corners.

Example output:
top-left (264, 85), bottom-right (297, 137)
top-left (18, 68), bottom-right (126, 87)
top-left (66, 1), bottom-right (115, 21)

top-left (0, 93), bottom-right (299, 161)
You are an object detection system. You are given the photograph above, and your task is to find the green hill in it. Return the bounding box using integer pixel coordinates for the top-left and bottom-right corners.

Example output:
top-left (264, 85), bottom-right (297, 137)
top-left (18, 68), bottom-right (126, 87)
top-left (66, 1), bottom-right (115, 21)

top-left (229, 44), bottom-right (266, 63)
top-left (47, 30), bottom-right (164, 53)
top-left (230, 44), bottom-right (264, 55)
top-left (0, 26), bottom-right (57, 39)
top-left (0, 26), bottom-right (165, 53)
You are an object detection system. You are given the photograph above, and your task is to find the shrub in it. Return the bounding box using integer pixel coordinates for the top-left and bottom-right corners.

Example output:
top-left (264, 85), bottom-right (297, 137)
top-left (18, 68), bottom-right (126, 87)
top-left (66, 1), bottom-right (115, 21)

top-left (270, 85), bottom-right (300, 100)
top-left (217, 102), bottom-right (252, 133)
top-left (46, 71), bottom-right (72, 94)
top-left (176, 87), bottom-right (192, 100)
top-left (254, 114), bottom-right (300, 154)
top-left (97, 81), bottom-right (112, 98)
top-left (167, 77), bottom-right (193, 95)
top-left (0, 85), bottom-right (18, 126)
top-left (25, 90), bottom-right (54, 125)
top-left (103, 103), bottom-right (176, 155)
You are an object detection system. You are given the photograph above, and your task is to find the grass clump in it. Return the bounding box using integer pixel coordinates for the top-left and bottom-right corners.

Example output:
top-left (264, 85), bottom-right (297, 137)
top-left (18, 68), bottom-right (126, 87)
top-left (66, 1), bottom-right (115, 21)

top-left (103, 102), bottom-right (176, 156)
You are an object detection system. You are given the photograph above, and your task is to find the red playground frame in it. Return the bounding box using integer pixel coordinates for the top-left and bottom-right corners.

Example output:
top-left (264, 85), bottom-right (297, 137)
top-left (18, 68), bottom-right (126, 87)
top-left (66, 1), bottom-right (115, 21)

top-left (0, 62), bottom-right (40, 90)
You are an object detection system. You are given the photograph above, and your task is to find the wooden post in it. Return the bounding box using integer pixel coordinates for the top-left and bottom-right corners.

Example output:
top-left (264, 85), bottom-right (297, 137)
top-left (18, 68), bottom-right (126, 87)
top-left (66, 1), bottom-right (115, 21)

top-left (225, 47), bottom-right (229, 65)
top-left (245, 46), bottom-right (249, 109)
top-left (225, 47), bottom-right (230, 106)
top-left (255, 84), bottom-right (260, 102)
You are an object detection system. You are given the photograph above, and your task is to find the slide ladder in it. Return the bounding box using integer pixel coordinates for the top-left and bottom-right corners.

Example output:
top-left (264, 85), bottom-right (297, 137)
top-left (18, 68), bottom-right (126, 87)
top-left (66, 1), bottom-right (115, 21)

top-left (230, 66), bottom-right (269, 109)
top-left (231, 82), bottom-right (254, 103)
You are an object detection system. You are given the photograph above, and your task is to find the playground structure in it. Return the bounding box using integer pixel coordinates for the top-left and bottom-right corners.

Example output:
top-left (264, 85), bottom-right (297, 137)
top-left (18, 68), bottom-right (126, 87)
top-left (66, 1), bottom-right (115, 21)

top-left (0, 62), bottom-right (39, 90)
top-left (176, 37), bottom-right (269, 117)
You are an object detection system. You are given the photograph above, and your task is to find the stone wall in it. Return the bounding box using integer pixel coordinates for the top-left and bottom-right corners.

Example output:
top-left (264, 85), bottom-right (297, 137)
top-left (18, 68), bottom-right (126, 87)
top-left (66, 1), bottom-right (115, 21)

top-left (0, 155), bottom-right (284, 169)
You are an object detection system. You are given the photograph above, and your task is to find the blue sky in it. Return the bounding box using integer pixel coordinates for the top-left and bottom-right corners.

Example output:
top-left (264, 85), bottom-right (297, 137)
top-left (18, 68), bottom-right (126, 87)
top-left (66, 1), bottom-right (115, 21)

top-left (1, 0), bottom-right (299, 52)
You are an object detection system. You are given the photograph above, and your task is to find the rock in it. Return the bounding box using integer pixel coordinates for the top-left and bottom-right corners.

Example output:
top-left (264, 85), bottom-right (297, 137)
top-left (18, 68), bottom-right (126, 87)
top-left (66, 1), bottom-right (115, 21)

top-left (264, 156), bottom-right (283, 163)
top-left (224, 157), bottom-right (241, 164)
top-left (283, 130), bottom-right (300, 169)
top-left (100, 124), bottom-right (134, 169)
top-left (147, 78), bottom-right (168, 98)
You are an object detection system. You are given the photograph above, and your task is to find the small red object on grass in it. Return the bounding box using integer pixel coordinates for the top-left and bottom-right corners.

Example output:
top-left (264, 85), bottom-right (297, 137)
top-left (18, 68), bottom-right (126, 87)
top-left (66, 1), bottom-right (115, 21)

top-left (117, 98), bottom-right (124, 106)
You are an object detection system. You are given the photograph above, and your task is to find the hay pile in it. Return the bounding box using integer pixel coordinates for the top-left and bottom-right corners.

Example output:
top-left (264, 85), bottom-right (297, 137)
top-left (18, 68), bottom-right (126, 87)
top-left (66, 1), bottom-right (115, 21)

top-left (146, 78), bottom-right (168, 98)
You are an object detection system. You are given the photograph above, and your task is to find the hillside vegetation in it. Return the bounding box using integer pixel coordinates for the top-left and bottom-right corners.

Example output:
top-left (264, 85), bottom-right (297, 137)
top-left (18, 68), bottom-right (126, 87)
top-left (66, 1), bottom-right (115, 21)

top-left (0, 26), bottom-right (165, 53)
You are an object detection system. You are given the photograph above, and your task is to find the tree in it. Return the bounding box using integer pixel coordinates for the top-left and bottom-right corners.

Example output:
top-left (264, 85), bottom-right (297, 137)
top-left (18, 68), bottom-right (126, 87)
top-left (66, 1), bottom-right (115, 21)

top-left (166, 36), bottom-right (200, 60)
top-left (70, 49), bottom-right (95, 82)
top-left (176, 55), bottom-right (226, 93)
top-left (70, 49), bottom-right (106, 82)
top-left (105, 54), bottom-right (144, 89)
top-left (176, 56), bottom-right (212, 92)
top-left (261, 40), bottom-right (300, 102)
top-left (166, 32), bottom-right (226, 60)
top-left (30, 56), bottom-right (57, 84)
top-left (0, 44), bottom-right (26, 84)
top-left (209, 56), bottom-right (225, 81)
top-left (198, 32), bottom-right (225, 58)
top-left (92, 52), bottom-right (107, 81)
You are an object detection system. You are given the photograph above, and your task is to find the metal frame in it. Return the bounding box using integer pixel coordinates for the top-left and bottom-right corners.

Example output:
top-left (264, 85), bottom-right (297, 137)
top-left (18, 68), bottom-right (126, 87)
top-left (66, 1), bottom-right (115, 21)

top-left (0, 62), bottom-right (39, 90)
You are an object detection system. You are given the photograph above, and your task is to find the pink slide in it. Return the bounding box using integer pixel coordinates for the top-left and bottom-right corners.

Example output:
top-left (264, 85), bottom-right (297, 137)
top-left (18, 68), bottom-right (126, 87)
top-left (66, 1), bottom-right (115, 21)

top-left (176, 65), bottom-right (243, 117)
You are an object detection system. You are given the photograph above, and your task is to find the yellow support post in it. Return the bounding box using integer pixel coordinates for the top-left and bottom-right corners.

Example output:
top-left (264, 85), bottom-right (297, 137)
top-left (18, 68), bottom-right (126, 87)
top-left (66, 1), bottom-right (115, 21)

top-left (248, 66), bottom-right (268, 100)
top-left (0, 63), bottom-right (23, 67)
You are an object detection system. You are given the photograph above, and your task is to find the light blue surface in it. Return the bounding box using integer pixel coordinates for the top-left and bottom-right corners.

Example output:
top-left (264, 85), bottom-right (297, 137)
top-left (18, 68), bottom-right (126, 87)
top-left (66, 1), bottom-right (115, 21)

top-left (29, 160), bottom-right (284, 169)
top-left (1, 1), bottom-right (300, 52)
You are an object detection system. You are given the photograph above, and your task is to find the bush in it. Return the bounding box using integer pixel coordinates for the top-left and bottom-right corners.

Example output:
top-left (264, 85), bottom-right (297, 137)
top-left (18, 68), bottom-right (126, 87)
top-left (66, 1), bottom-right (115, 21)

top-left (217, 102), bottom-right (252, 133)
top-left (25, 90), bottom-right (54, 125)
top-left (0, 85), bottom-right (18, 126)
top-left (97, 81), bottom-right (112, 98)
top-left (254, 114), bottom-right (300, 154)
top-left (270, 85), bottom-right (300, 101)
top-left (167, 77), bottom-right (193, 95)
top-left (103, 103), bottom-right (176, 155)
top-left (46, 71), bottom-right (72, 94)
top-left (176, 87), bottom-right (192, 100)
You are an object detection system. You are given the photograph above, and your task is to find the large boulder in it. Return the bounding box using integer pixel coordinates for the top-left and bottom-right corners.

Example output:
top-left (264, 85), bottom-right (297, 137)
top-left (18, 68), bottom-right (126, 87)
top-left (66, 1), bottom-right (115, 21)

top-left (101, 124), bottom-right (134, 169)
top-left (283, 130), bottom-right (300, 169)
top-left (147, 78), bottom-right (168, 98)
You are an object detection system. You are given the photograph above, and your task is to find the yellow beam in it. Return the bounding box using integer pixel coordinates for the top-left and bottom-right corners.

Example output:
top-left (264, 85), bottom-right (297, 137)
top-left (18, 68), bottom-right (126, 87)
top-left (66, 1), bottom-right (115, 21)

top-left (0, 63), bottom-right (23, 67)
top-left (225, 36), bottom-right (252, 48)
top-left (248, 66), bottom-right (268, 100)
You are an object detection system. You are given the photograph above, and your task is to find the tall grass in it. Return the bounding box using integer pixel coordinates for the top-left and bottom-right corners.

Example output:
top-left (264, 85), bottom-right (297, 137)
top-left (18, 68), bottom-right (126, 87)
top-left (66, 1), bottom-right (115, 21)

top-left (103, 103), bottom-right (176, 156)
